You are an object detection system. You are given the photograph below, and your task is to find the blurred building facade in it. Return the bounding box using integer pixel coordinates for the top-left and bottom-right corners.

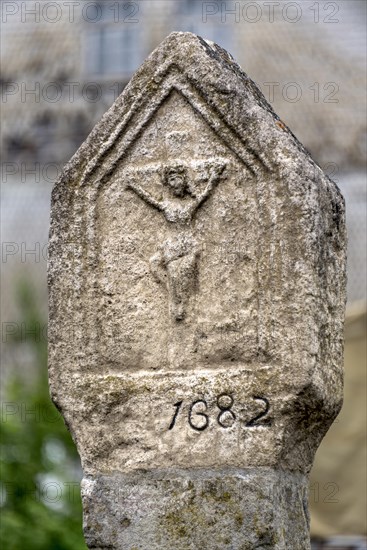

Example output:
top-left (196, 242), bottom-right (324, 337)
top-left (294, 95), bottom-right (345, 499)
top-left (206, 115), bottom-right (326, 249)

top-left (1, 0), bottom-right (366, 303)
top-left (1, 0), bottom-right (366, 544)
top-left (2, 0), bottom-right (366, 171)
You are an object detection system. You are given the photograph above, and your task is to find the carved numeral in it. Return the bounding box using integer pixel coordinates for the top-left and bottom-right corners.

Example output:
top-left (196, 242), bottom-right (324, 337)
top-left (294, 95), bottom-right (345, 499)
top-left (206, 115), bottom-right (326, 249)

top-left (168, 401), bottom-right (183, 430)
top-left (188, 400), bottom-right (209, 431)
top-left (246, 397), bottom-right (270, 427)
top-left (216, 394), bottom-right (236, 428)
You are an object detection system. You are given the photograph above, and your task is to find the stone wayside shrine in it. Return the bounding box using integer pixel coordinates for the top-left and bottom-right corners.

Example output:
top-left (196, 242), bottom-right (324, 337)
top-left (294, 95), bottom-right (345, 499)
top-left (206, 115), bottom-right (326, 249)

top-left (48, 33), bottom-right (346, 549)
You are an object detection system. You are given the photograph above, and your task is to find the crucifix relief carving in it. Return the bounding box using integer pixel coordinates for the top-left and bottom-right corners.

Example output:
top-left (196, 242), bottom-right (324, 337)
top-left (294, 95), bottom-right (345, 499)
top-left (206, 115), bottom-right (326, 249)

top-left (126, 159), bottom-right (227, 320)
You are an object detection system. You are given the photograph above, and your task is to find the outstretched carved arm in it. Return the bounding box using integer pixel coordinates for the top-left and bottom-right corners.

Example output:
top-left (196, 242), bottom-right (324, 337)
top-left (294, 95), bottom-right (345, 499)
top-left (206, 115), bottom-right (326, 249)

top-left (126, 179), bottom-right (163, 212)
top-left (196, 162), bottom-right (227, 208)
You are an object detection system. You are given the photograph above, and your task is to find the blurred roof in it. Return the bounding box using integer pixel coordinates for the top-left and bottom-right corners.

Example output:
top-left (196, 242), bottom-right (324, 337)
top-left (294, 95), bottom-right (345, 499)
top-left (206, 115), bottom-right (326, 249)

top-left (1, 0), bottom-right (366, 306)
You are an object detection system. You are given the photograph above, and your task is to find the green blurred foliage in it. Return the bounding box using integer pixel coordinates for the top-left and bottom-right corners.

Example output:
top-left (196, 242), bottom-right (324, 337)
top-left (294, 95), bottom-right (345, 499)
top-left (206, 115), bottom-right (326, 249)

top-left (1, 283), bottom-right (87, 549)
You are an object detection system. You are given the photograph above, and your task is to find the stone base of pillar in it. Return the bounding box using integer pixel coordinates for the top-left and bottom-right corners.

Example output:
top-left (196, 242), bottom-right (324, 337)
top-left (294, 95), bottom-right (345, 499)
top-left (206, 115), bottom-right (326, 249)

top-left (82, 468), bottom-right (311, 549)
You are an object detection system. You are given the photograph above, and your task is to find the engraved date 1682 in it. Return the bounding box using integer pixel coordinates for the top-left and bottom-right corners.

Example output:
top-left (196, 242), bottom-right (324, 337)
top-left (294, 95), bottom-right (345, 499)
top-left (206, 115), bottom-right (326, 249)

top-left (168, 394), bottom-right (271, 432)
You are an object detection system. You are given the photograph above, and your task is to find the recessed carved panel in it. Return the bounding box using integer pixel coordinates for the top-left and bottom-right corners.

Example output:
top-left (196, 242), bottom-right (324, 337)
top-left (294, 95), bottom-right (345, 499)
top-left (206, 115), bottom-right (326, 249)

top-left (95, 91), bottom-right (259, 370)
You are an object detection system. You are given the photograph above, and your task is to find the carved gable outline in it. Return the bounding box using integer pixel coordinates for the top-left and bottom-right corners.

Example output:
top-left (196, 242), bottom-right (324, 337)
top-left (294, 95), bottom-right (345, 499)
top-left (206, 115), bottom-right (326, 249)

top-left (79, 65), bottom-right (269, 193)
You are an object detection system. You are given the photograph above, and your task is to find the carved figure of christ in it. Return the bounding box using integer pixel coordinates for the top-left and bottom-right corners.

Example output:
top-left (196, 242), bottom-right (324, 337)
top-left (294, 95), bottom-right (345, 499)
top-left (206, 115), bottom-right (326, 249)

top-left (126, 162), bottom-right (227, 320)
top-left (126, 162), bottom-right (226, 225)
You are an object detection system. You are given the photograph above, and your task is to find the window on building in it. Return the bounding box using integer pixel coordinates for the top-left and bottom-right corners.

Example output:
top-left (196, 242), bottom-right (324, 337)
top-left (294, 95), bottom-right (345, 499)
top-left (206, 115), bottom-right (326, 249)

top-left (83, 2), bottom-right (144, 79)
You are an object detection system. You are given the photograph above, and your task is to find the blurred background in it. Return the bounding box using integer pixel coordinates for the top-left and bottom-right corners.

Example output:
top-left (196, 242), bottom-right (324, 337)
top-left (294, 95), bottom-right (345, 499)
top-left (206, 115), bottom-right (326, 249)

top-left (1, 1), bottom-right (366, 548)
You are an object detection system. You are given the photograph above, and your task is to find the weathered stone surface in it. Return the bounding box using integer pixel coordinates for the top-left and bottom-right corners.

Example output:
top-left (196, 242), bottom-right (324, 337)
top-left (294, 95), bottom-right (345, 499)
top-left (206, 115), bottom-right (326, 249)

top-left (48, 32), bottom-right (347, 549)
top-left (82, 470), bottom-right (310, 549)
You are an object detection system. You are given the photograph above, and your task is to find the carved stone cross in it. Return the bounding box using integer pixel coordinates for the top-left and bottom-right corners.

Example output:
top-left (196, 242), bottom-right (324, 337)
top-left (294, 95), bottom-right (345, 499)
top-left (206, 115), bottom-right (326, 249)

top-left (48, 33), bottom-right (346, 549)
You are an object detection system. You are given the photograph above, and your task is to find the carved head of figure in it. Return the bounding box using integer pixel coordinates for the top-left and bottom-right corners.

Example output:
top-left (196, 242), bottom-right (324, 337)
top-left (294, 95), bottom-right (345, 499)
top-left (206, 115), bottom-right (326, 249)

top-left (163, 164), bottom-right (189, 198)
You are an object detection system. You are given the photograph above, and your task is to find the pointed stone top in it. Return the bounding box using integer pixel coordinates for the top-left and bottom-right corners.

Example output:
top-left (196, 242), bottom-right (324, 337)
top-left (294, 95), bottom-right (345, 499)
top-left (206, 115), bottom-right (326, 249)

top-left (55, 31), bottom-right (333, 199)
